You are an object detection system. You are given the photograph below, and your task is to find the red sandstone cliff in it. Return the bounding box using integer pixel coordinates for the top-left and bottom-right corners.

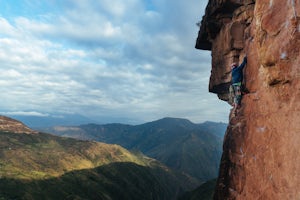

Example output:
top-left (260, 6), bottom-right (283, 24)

top-left (196, 0), bottom-right (300, 199)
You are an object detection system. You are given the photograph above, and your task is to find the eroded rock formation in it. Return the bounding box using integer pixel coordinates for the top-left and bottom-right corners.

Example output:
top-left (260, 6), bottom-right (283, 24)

top-left (0, 115), bottom-right (37, 134)
top-left (196, 0), bottom-right (300, 199)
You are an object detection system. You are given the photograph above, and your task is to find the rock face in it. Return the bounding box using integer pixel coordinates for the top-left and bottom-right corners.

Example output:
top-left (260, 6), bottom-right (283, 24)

top-left (196, 0), bottom-right (300, 199)
top-left (0, 115), bottom-right (37, 134)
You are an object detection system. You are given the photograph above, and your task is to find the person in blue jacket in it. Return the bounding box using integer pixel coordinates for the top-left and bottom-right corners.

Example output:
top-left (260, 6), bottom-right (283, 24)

top-left (231, 56), bottom-right (247, 111)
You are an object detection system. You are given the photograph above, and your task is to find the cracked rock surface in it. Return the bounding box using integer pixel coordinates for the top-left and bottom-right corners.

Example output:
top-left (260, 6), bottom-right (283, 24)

top-left (196, 0), bottom-right (300, 199)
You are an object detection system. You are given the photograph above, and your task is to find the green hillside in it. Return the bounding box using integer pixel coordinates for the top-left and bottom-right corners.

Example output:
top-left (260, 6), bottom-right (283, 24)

top-left (0, 130), bottom-right (195, 200)
top-left (0, 131), bottom-right (146, 179)
top-left (0, 162), bottom-right (185, 200)
top-left (42, 118), bottom-right (226, 182)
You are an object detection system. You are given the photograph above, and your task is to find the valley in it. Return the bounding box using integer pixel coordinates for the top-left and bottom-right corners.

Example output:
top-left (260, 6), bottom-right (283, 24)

top-left (0, 116), bottom-right (226, 199)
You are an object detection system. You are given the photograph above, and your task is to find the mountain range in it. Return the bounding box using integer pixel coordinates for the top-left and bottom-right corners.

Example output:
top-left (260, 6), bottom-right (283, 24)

top-left (41, 117), bottom-right (227, 183)
top-left (6, 113), bottom-right (142, 128)
top-left (0, 116), bottom-right (198, 200)
top-left (5, 113), bottom-right (97, 128)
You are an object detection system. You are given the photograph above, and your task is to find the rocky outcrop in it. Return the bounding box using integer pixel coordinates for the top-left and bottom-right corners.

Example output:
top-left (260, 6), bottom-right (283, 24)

top-left (196, 0), bottom-right (300, 199)
top-left (0, 115), bottom-right (37, 134)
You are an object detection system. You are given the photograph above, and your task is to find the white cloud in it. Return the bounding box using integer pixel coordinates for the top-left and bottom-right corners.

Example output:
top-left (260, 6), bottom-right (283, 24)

top-left (0, 17), bottom-right (17, 36)
top-left (0, 111), bottom-right (49, 117)
top-left (0, 0), bottom-right (230, 124)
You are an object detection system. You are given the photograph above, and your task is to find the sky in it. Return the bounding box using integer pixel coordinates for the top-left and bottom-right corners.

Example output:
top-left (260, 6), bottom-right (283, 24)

top-left (0, 0), bottom-right (231, 124)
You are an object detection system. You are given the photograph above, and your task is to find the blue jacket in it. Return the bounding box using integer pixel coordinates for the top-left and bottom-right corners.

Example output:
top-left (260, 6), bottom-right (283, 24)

top-left (232, 57), bottom-right (247, 84)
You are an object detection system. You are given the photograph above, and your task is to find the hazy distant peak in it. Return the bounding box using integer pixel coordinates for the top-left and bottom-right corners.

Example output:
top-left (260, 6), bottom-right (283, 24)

top-left (146, 117), bottom-right (195, 127)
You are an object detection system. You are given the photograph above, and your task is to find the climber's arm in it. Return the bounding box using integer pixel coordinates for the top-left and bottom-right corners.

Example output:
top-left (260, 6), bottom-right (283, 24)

top-left (238, 56), bottom-right (247, 70)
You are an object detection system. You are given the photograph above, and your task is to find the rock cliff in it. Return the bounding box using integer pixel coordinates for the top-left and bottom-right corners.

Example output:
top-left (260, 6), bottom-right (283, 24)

top-left (196, 0), bottom-right (300, 199)
top-left (0, 115), bottom-right (37, 134)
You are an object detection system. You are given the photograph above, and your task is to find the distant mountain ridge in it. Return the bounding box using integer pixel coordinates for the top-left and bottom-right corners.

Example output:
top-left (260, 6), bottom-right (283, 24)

top-left (6, 113), bottom-right (97, 128)
top-left (42, 117), bottom-right (227, 182)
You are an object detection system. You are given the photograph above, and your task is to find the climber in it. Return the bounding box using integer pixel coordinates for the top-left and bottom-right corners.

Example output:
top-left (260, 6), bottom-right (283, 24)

top-left (231, 56), bottom-right (247, 112)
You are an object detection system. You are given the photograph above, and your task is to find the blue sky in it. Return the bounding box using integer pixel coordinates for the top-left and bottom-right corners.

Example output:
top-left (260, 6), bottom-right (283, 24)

top-left (0, 0), bottom-right (230, 124)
